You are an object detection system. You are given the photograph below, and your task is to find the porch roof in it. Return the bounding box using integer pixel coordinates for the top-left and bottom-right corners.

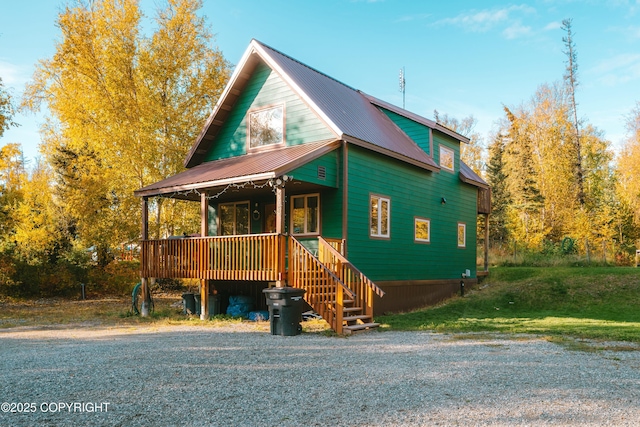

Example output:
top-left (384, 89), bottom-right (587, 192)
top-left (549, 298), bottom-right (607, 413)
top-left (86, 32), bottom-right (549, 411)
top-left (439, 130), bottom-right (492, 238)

top-left (135, 139), bottom-right (340, 198)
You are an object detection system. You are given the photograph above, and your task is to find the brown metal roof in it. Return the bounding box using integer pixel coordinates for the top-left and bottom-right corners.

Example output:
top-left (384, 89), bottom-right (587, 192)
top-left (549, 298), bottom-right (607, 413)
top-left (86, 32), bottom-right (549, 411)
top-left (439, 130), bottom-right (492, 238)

top-left (460, 161), bottom-right (489, 189)
top-left (364, 94), bottom-right (471, 144)
top-left (185, 39), bottom-right (439, 172)
top-left (136, 139), bottom-right (340, 198)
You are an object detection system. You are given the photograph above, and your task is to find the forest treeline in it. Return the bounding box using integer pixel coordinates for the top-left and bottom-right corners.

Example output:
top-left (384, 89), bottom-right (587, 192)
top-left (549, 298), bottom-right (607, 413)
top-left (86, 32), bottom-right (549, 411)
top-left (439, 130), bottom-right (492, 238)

top-left (0, 2), bottom-right (639, 297)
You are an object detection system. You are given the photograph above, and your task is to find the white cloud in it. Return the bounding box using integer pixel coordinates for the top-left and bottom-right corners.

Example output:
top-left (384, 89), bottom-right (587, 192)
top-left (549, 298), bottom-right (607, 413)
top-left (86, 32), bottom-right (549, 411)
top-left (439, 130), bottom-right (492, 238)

top-left (394, 13), bottom-right (431, 24)
top-left (0, 60), bottom-right (31, 88)
top-left (589, 53), bottom-right (640, 86)
top-left (503, 22), bottom-right (533, 39)
top-left (624, 25), bottom-right (640, 39)
top-left (0, 61), bottom-right (24, 86)
top-left (434, 5), bottom-right (536, 33)
top-left (543, 21), bottom-right (562, 31)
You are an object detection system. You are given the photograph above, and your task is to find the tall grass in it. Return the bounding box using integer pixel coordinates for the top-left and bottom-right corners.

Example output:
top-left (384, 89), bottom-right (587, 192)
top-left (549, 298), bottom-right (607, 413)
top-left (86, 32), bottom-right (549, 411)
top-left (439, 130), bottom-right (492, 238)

top-left (378, 266), bottom-right (640, 342)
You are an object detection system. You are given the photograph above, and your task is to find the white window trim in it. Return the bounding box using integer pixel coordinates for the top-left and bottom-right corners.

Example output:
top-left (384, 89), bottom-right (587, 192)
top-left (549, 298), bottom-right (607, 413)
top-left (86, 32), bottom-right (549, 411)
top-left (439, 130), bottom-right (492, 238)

top-left (290, 193), bottom-right (320, 236)
top-left (414, 217), bottom-right (431, 243)
top-left (439, 145), bottom-right (455, 172)
top-left (370, 194), bottom-right (391, 239)
top-left (247, 103), bottom-right (285, 151)
top-left (457, 222), bottom-right (466, 248)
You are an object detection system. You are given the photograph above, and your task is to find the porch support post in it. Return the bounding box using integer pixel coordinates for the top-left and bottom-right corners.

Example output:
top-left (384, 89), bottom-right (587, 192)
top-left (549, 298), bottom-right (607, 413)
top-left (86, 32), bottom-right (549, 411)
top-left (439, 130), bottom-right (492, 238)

top-left (275, 184), bottom-right (286, 287)
top-left (200, 191), bottom-right (209, 320)
top-left (483, 213), bottom-right (490, 273)
top-left (140, 197), bottom-right (151, 317)
top-left (342, 142), bottom-right (349, 256)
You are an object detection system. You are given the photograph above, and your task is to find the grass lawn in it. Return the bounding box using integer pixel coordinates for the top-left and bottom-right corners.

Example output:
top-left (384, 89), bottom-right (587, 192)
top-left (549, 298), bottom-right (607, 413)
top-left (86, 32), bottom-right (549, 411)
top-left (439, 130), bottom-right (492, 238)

top-left (377, 266), bottom-right (640, 343)
top-left (2, 267), bottom-right (639, 343)
top-left (0, 293), bottom-right (331, 333)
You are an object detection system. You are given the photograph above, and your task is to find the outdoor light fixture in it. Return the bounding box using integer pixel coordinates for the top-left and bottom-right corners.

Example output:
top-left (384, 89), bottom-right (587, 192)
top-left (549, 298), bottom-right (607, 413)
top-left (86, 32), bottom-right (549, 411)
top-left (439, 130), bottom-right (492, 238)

top-left (269, 175), bottom-right (293, 188)
top-left (441, 197), bottom-right (447, 205)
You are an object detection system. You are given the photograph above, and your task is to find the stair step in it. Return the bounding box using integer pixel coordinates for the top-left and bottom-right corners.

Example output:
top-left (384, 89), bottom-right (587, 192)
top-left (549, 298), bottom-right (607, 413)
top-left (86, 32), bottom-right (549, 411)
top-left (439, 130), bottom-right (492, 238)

top-left (322, 300), bottom-right (355, 310)
top-left (343, 314), bottom-right (372, 322)
top-left (342, 306), bottom-right (363, 313)
top-left (309, 293), bottom-right (355, 305)
top-left (343, 322), bottom-right (380, 334)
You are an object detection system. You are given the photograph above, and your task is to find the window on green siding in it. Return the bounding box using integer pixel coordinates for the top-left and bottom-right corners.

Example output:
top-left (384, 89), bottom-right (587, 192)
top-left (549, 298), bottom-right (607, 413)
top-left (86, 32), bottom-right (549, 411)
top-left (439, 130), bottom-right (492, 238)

top-left (415, 217), bottom-right (430, 243)
top-left (439, 145), bottom-right (454, 172)
top-left (457, 222), bottom-right (466, 248)
top-left (219, 201), bottom-right (250, 236)
top-left (248, 104), bottom-right (284, 149)
top-left (370, 195), bottom-right (390, 238)
top-left (291, 194), bottom-right (319, 235)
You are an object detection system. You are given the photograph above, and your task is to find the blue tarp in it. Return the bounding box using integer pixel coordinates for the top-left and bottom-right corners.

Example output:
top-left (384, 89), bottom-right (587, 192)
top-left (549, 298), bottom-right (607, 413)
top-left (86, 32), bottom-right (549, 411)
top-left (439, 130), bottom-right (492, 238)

top-left (248, 311), bottom-right (269, 321)
top-left (226, 295), bottom-right (254, 318)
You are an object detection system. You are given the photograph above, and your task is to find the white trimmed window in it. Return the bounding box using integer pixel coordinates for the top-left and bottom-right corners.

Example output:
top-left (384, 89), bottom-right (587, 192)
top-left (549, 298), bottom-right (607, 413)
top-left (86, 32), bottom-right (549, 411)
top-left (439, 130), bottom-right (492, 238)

top-left (291, 194), bottom-right (319, 235)
top-left (219, 201), bottom-right (250, 235)
top-left (457, 222), bottom-right (466, 248)
top-left (248, 104), bottom-right (284, 149)
top-left (439, 145), bottom-right (454, 172)
top-left (415, 218), bottom-right (431, 243)
top-left (370, 195), bottom-right (390, 238)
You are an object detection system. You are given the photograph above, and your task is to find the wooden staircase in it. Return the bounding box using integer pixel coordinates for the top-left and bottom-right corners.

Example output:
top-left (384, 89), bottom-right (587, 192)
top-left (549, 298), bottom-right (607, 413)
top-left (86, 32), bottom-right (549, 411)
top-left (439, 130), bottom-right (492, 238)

top-left (288, 236), bottom-right (385, 334)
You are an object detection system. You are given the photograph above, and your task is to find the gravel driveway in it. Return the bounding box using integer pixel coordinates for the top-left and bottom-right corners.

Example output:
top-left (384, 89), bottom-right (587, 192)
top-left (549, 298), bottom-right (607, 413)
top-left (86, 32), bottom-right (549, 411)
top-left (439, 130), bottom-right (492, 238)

top-left (1, 324), bottom-right (639, 426)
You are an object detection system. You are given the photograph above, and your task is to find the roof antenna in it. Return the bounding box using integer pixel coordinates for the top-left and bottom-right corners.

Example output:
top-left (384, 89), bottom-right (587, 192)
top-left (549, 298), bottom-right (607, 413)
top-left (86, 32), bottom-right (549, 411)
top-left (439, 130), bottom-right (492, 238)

top-left (399, 67), bottom-right (406, 109)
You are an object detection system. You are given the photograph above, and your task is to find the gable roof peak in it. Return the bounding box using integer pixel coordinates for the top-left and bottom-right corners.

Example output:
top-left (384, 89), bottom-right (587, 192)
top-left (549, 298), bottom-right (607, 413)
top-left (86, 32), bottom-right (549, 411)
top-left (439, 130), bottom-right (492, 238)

top-left (186, 39), bottom-right (441, 171)
top-left (250, 39), bottom-right (358, 92)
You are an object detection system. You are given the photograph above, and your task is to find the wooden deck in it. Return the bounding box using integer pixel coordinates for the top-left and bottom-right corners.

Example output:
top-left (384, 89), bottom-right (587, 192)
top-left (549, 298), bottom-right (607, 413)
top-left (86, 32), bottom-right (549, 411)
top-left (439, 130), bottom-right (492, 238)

top-left (141, 233), bottom-right (286, 282)
top-left (140, 233), bottom-right (382, 334)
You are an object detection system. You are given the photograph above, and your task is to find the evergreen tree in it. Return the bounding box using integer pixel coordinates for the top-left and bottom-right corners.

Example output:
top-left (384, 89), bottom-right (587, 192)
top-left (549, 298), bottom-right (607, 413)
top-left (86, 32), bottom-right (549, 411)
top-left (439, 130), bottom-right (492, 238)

top-left (562, 18), bottom-right (585, 205)
top-left (485, 132), bottom-right (510, 245)
top-left (503, 106), bottom-right (546, 248)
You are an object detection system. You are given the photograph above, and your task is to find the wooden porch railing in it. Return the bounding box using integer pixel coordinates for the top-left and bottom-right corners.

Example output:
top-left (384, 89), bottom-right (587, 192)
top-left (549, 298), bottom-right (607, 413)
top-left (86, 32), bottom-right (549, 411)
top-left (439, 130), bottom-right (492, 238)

top-left (140, 233), bottom-right (380, 334)
top-left (140, 233), bottom-right (286, 281)
top-left (317, 236), bottom-right (385, 320)
top-left (288, 236), bottom-right (354, 334)
top-left (322, 237), bottom-right (346, 255)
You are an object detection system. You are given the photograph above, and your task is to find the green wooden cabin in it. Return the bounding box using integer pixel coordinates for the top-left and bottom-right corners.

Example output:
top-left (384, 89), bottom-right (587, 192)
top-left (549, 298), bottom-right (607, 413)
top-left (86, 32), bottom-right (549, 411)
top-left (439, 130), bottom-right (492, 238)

top-left (135, 39), bottom-right (490, 333)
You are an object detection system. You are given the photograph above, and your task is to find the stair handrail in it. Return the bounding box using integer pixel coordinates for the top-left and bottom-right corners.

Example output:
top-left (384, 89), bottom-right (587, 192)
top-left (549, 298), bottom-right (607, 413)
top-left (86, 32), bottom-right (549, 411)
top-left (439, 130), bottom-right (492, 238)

top-left (289, 236), bottom-right (356, 334)
top-left (289, 236), bottom-right (354, 298)
top-left (318, 237), bottom-right (385, 298)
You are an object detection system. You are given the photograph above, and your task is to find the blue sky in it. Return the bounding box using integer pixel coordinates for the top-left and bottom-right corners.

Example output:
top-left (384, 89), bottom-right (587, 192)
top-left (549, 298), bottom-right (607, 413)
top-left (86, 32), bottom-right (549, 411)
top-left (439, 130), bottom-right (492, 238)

top-left (1, 0), bottom-right (639, 165)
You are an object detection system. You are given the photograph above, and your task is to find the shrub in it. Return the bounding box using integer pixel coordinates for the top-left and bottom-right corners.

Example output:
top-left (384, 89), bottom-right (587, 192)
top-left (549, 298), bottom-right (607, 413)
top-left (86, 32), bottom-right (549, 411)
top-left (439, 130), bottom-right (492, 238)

top-left (87, 260), bottom-right (140, 296)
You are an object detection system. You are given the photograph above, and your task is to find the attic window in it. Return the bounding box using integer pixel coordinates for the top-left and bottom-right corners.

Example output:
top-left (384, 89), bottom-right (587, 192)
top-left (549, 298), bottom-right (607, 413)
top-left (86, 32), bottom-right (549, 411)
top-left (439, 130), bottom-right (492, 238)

top-left (248, 104), bottom-right (284, 150)
top-left (439, 145), bottom-right (454, 172)
top-left (317, 166), bottom-right (326, 180)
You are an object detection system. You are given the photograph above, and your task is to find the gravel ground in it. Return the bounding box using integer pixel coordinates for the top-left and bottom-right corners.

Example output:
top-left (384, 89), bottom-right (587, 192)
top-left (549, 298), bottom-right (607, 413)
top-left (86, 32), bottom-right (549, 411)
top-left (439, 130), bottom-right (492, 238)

top-left (0, 324), bottom-right (639, 427)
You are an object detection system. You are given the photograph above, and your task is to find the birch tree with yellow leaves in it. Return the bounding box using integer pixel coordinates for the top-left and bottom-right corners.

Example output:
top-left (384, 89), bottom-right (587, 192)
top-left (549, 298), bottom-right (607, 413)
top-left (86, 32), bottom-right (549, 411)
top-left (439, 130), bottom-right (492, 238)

top-left (617, 103), bottom-right (640, 231)
top-left (23, 0), bottom-right (230, 264)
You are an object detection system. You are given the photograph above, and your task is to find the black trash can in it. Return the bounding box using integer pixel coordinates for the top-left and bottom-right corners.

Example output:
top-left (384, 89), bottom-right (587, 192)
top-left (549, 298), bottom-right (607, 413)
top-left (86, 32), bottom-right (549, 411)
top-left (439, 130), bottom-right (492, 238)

top-left (263, 287), bottom-right (306, 336)
top-left (182, 293), bottom-right (196, 315)
top-left (193, 293), bottom-right (201, 316)
top-left (209, 294), bottom-right (220, 316)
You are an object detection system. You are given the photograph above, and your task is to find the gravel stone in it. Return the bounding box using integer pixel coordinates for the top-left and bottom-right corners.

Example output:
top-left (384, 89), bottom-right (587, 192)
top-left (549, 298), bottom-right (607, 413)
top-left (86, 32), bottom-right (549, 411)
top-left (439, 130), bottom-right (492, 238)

top-left (0, 325), bottom-right (638, 426)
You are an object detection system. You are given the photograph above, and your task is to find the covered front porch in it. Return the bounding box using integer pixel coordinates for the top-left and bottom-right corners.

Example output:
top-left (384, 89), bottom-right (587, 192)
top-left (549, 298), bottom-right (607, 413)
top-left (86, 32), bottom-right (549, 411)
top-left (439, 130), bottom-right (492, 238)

top-left (134, 141), bottom-right (383, 334)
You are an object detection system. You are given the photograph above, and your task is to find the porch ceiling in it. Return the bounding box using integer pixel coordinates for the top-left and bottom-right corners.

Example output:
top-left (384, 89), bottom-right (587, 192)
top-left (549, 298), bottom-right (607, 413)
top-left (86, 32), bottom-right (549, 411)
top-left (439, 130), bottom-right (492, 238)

top-left (135, 139), bottom-right (341, 199)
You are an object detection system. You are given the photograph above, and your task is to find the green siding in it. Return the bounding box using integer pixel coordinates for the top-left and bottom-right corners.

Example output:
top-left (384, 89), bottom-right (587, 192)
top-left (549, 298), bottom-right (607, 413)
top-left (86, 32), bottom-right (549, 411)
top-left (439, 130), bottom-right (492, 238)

top-left (289, 150), bottom-right (339, 188)
top-left (379, 108), bottom-right (432, 155)
top-left (288, 149), bottom-right (343, 240)
top-left (204, 62), bottom-right (335, 162)
top-left (346, 145), bottom-right (477, 281)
